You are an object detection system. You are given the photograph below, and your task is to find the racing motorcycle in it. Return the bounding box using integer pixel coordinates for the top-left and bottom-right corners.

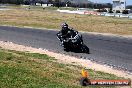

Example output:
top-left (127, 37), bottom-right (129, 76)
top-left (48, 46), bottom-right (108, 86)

top-left (56, 31), bottom-right (90, 54)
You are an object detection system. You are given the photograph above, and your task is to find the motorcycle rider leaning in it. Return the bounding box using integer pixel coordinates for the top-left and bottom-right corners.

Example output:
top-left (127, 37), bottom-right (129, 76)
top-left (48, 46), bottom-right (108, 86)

top-left (58, 23), bottom-right (78, 45)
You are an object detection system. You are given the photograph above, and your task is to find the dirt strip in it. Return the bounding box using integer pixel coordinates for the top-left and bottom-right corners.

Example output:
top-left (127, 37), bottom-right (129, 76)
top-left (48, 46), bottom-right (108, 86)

top-left (0, 41), bottom-right (132, 81)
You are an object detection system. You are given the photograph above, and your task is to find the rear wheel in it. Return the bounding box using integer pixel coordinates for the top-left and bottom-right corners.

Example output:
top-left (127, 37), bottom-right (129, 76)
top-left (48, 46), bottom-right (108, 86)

top-left (81, 44), bottom-right (90, 54)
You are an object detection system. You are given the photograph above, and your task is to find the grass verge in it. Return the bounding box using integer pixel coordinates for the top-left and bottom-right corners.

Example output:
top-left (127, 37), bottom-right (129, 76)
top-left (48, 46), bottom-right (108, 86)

top-left (0, 48), bottom-right (123, 88)
top-left (0, 5), bottom-right (132, 35)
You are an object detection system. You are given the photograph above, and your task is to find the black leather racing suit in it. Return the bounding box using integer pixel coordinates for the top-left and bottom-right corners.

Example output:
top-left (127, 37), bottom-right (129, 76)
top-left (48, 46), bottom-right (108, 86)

top-left (57, 28), bottom-right (78, 43)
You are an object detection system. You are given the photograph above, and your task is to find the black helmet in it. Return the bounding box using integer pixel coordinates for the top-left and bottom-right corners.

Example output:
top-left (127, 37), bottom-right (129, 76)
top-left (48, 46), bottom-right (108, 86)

top-left (61, 23), bottom-right (68, 29)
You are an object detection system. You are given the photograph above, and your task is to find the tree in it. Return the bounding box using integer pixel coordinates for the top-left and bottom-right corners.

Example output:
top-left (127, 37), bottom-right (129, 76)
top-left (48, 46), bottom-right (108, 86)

top-left (0, 0), bottom-right (24, 4)
top-left (126, 5), bottom-right (132, 9)
top-left (53, 0), bottom-right (60, 8)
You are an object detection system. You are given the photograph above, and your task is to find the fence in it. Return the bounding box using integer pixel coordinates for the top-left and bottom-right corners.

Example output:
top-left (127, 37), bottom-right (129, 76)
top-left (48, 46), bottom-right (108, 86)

top-left (57, 9), bottom-right (132, 19)
top-left (84, 11), bottom-right (132, 19)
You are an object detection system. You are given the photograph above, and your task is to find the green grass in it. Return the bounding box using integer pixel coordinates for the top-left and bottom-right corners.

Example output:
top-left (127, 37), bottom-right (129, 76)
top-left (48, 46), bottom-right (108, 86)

top-left (0, 5), bottom-right (132, 35)
top-left (0, 48), bottom-right (122, 88)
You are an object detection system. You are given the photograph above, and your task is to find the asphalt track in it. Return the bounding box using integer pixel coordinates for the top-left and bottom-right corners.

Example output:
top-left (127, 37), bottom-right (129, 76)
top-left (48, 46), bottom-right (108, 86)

top-left (0, 26), bottom-right (132, 73)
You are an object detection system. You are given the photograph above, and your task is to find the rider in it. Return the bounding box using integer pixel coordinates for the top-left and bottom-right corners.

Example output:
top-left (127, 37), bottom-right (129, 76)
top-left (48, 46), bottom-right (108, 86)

top-left (58, 22), bottom-right (78, 43)
top-left (60, 22), bottom-right (71, 36)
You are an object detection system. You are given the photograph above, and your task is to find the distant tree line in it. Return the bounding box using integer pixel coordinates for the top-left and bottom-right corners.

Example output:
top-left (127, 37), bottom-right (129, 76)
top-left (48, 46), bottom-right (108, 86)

top-left (0, 0), bottom-right (112, 10)
top-left (0, 0), bottom-right (24, 5)
top-left (52, 2), bottom-right (112, 9)
top-left (126, 5), bottom-right (132, 9)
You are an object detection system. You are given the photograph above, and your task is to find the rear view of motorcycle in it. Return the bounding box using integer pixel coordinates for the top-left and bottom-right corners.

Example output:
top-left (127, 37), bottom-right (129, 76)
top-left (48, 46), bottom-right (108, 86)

top-left (56, 24), bottom-right (90, 54)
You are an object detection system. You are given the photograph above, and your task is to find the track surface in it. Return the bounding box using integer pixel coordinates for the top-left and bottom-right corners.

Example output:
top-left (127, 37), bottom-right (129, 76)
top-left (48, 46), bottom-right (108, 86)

top-left (0, 26), bottom-right (132, 72)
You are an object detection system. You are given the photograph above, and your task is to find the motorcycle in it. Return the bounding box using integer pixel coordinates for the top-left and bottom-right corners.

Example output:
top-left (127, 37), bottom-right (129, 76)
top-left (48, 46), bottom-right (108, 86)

top-left (56, 31), bottom-right (90, 54)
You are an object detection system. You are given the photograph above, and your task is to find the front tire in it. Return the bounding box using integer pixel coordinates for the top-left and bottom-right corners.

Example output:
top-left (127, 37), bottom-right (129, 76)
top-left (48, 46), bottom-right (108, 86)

top-left (64, 48), bottom-right (70, 52)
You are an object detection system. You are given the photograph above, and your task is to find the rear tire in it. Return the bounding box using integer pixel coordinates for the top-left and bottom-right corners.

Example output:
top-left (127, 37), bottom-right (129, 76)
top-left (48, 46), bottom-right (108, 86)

top-left (81, 44), bottom-right (90, 54)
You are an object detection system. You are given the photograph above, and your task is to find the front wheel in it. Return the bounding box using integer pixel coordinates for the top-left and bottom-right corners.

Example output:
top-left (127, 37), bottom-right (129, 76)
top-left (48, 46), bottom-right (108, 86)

top-left (64, 48), bottom-right (70, 52)
top-left (63, 42), bottom-right (71, 52)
